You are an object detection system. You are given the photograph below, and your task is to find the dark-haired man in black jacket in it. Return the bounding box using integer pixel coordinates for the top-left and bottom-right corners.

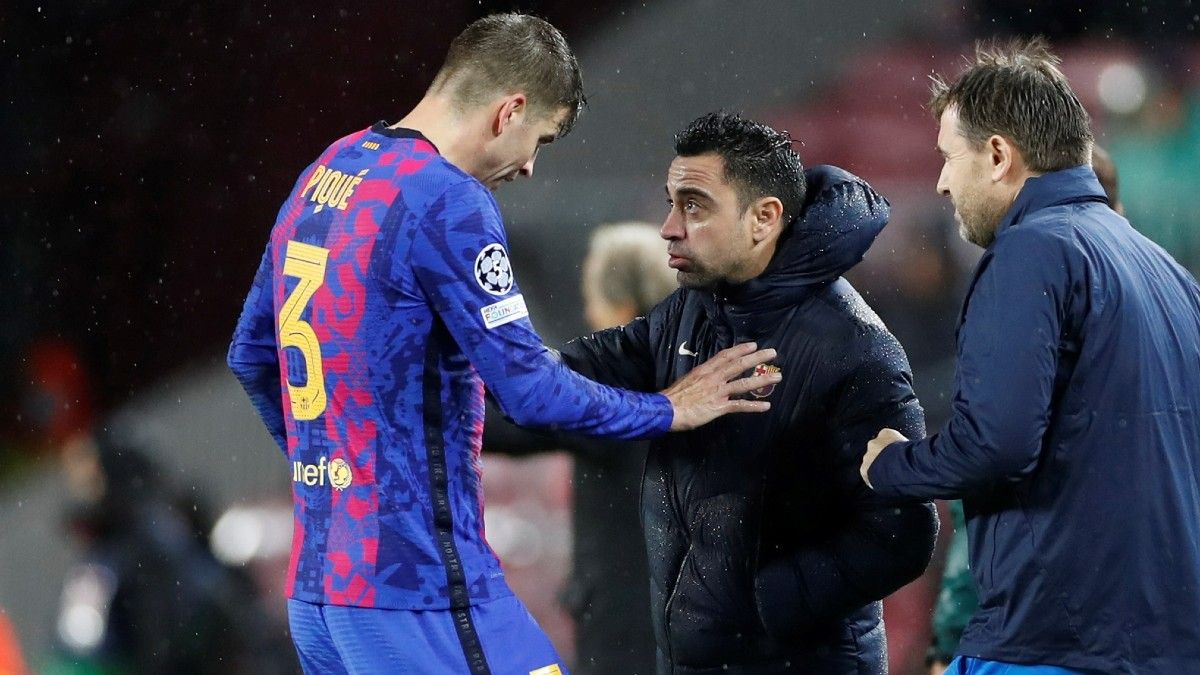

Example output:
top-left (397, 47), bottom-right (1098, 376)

top-left (559, 112), bottom-right (938, 674)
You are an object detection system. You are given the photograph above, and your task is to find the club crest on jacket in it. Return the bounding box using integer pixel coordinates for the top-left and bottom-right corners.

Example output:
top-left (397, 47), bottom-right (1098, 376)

top-left (751, 363), bottom-right (781, 398)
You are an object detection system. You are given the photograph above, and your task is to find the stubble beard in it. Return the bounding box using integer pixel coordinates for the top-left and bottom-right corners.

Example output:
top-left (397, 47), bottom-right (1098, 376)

top-left (954, 191), bottom-right (1007, 249)
top-left (676, 269), bottom-right (718, 290)
top-left (957, 214), bottom-right (993, 248)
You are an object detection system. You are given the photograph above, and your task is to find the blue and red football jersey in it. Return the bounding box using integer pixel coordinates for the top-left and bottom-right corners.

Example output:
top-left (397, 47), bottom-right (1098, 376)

top-left (228, 123), bottom-right (673, 610)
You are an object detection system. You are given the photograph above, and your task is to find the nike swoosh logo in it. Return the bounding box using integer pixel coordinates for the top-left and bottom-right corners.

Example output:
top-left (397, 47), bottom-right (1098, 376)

top-left (678, 342), bottom-right (698, 357)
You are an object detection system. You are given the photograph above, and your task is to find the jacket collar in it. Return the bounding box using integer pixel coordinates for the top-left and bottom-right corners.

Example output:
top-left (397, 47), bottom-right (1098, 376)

top-left (995, 164), bottom-right (1109, 237)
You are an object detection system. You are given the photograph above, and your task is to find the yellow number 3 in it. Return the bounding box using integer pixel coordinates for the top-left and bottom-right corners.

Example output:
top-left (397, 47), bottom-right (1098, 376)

top-left (279, 240), bottom-right (330, 420)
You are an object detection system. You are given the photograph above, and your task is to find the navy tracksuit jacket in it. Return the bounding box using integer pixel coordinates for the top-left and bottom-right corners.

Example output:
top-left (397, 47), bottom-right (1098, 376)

top-left (870, 166), bottom-right (1200, 674)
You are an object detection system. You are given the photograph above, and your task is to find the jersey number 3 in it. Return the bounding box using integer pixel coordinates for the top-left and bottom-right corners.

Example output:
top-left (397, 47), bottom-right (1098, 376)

top-left (279, 240), bottom-right (329, 420)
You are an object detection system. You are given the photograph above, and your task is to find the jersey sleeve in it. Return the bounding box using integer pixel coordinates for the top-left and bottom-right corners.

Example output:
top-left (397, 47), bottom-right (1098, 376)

top-left (227, 240), bottom-right (288, 454)
top-left (409, 180), bottom-right (672, 439)
top-left (559, 298), bottom-right (669, 392)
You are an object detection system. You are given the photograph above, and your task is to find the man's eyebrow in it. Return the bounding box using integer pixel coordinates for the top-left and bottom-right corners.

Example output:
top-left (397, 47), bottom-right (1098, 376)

top-left (665, 184), bottom-right (714, 201)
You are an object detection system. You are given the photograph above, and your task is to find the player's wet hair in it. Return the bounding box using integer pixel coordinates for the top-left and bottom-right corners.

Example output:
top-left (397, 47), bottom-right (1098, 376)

top-left (432, 13), bottom-right (585, 137)
top-left (673, 112), bottom-right (806, 226)
top-left (930, 37), bottom-right (1093, 172)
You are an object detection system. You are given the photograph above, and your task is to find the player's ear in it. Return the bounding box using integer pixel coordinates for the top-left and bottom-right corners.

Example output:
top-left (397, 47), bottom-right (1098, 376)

top-left (989, 134), bottom-right (1019, 183)
top-left (492, 94), bottom-right (527, 137)
top-left (749, 196), bottom-right (784, 244)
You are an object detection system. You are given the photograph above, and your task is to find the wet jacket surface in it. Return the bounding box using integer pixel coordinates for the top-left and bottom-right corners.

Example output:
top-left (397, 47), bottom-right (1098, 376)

top-left (869, 166), bottom-right (1200, 674)
top-left (562, 166), bottom-right (938, 674)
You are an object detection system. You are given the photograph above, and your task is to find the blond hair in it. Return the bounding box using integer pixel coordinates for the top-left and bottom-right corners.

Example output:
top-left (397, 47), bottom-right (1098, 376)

top-left (584, 222), bottom-right (677, 315)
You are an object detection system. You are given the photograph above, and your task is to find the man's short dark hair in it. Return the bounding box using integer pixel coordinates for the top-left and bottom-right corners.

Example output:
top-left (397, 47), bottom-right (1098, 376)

top-left (432, 13), bottom-right (585, 137)
top-left (930, 37), bottom-right (1093, 172)
top-left (674, 112), bottom-right (806, 225)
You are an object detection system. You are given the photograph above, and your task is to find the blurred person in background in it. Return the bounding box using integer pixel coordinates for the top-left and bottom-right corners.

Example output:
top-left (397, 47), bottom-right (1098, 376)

top-left (48, 428), bottom-right (289, 675)
top-left (1090, 145), bottom-right (1122, 214)
top-left (18, 339), bottom-right (94, 462)
top-left (0, 610), bottom-right (29, 675)
top-left (560, 112), bottom-right (937, 674)
top-left (925, 145), bottom-right (1124, 675)
top-left (863, 38), bottom-right (1200, 674)
top-left (227, 13), bottom-right (776, 674)
top-left (1105, 81), bottom-right (1200, 269)
top-left (485, 222), bottom-right (676, 675)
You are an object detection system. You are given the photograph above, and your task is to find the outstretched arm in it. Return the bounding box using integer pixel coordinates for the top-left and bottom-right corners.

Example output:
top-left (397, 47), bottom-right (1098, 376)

top-left (411, 183), bottom-right (776, 438)
top-left (863, 227), bottom-right (1070, 499)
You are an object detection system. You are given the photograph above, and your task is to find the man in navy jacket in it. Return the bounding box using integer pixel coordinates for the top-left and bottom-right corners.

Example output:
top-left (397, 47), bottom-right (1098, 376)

top-left (563, 112), bottom-right (938, 674)
top-left (862, 38), bottom-right (1200, 675)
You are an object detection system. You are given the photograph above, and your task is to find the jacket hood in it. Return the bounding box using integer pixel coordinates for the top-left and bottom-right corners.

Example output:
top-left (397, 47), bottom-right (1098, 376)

top-left (717, 165), bottom-right (891, 309)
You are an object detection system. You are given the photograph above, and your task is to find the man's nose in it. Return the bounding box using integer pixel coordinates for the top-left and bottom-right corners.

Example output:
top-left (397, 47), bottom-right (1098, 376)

top-left (660, 209), bottom-right (684, 240)
top-left (519, 156), bottom-right (536, 178)
top-left (936, 166), bottom-right (951, 197)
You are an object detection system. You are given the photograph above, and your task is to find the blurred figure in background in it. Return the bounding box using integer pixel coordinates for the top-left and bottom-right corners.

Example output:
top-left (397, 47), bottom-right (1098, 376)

top-left (15, 339), bottom-right (94, 464)
top-left (1090, 145), bottom-right (1123, 215)
top-left (0, 609), bottom-right (29, 675)
top-left (485, 222), bottom-right (676, 675)
top-left (48, 428), bottom-right (290, 675)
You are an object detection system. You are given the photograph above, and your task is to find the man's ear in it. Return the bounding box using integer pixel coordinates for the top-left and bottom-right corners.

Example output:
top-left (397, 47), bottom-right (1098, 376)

top-left (492, 93), bottom-right (527, 137)
top-left (988, 134), bottom-right (1021, 183)
top-left (750, 197), bottom-right (784, 244)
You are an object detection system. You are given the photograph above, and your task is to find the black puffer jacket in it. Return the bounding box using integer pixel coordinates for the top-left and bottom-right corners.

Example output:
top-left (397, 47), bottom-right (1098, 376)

top-left (561, 166), bottom-right (938, 674)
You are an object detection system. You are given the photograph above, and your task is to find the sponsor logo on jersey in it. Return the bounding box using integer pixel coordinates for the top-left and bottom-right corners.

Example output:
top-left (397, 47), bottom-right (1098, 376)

top-left (328, 458), bottom-right (353, 490)
top-left (292, 456), bottom-right (353, 490)
top-left (529, 666), bottom-right (563, 675)
top-left (750, 363), bottom-right (781, 398)
top-left (481, 294), bottom-right (529, 329)
top-left (474, 243), bottom-right (514, 295)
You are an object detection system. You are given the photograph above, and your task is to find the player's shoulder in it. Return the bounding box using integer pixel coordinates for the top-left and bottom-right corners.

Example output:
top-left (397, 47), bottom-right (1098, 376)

top-left (805, 280), bottom-right (905, 367)
top-left (423, 169), bottom-right (501, 224)
top-left (317, 126), bottom-right (376, 162)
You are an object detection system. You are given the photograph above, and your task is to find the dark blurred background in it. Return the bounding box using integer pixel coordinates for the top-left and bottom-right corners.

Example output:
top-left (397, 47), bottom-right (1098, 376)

top-left (2, 1), bottom-right (1197, 673)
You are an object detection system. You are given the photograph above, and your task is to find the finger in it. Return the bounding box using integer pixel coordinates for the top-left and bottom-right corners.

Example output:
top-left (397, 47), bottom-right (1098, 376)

top-left (713, 341), bottom-right (758, 359)
top-left (687, 343), bottom-right (763, 378)
top-left (722, 348), bottom-right (777, 380)
top-left (724, 372), bottom-right (782, 396)
top-left (710, 342), bottom-right (758, 365)
top-left (722, 399), bottom-right (771, 414)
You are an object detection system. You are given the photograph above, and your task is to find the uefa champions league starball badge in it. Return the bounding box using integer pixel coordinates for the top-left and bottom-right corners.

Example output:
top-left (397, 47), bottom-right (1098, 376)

top-left (475, 243), bottom-right (514, 296)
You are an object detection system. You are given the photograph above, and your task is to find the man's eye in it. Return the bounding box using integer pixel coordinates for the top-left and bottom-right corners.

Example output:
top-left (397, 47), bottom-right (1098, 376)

top-left (684, 200), bottom-right (700, 212)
